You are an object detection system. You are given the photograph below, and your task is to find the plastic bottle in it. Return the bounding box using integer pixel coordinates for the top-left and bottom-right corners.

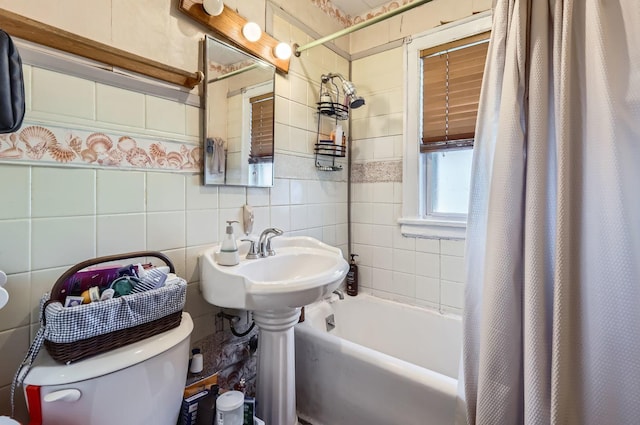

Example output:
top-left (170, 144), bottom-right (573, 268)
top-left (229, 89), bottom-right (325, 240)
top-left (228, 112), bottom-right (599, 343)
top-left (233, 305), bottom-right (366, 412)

top-left (190, 348), bottom-right (204, 374)
top-left (218, 220), bottom-right (240, 266)
top-left (334, 123), bottom-right (343, 146)
top-left (216, 391), bottom-right (244, 425)
top-left (346, 254), bottom-right (359, 296)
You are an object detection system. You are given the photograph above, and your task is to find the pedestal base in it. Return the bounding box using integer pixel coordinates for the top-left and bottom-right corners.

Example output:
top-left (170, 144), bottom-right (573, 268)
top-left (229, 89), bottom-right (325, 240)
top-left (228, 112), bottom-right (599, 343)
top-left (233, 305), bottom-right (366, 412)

top-left (253, 308), bottom-right (300, 425)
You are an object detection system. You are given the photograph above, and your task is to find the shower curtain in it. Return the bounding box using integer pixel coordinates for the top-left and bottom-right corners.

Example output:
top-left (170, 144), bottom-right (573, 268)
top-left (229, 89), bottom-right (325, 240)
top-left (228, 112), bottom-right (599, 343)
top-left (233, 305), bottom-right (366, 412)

top-left (458, 1), bottom-right (640, 424)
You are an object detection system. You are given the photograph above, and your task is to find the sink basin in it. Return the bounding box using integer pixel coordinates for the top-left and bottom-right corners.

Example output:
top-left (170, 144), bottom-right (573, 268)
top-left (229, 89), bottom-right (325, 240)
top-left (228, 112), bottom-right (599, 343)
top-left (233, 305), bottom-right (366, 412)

top-left (200, 236), bottom-right (349, 310)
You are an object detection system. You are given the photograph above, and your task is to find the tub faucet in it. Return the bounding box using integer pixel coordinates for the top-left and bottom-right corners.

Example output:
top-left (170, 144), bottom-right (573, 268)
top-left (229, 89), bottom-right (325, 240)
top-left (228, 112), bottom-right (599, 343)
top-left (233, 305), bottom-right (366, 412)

top-left (258, 227), bottom-right (284, 257)
top-left (332, 289), bottom-right (344, 300)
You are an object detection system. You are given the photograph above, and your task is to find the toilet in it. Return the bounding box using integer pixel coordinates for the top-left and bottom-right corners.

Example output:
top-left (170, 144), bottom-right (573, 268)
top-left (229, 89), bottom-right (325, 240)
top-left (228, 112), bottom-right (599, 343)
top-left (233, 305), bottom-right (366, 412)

top-left (22, 312), bottom-right (193, 425)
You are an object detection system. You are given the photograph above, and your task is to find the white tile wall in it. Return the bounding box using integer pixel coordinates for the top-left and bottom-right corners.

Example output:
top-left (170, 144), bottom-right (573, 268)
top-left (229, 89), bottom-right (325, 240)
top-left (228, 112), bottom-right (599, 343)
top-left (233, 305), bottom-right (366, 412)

top-left (219, 186), bottom-right (247, 209)
top-left (145, 95), bottom-right (186, 135)
top-left (96, 83), bottom-right (145, 128)
top-left (185, 105), bottom-right (201, 138)
top-left (0, 220), bottom-right (29, 274)
top-left (350, 45), bottom-right (468, 314)
top-left (247, 187), bottom-right (270, 207)
top-left (97, 213), bottom-right (146, 256)
top-left (416, 251), bottom-right (440, 278)
top-left (270, 205), bottom-right (291, 231)
top-left (186, 174), bottom-right (218, 210)
top-left (31, 216), bottom-right (96, 270)
top-left (32, 168), bottom-right (95, 218)
top-left (290, 179), bottom-right (307, 204)
top-left (146, 211), bottom-right (185, 251)
top-left (147, 172), bottom-right (186, 212)
top-left (0, 165), bottom-right (30, 219)
top-left (97, 169), bottom-right (146, 214)
top-left (31, 68), bottom-right (95, 119)
top-left (186, 209), bottom-right (219, 246)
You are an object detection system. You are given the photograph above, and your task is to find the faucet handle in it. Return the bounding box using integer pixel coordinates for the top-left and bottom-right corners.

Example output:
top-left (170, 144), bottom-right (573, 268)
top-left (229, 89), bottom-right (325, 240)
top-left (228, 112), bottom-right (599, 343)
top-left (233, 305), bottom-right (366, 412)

top-left (265, 228), bottom-right (283, 256)
top-left (241, 239), bottom-right (260, 259)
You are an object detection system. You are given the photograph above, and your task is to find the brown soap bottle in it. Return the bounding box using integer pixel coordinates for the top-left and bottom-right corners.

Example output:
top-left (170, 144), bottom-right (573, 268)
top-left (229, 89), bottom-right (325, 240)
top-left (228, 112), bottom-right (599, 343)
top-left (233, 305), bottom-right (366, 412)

top-left (346, 254), bottom-right (359, 296)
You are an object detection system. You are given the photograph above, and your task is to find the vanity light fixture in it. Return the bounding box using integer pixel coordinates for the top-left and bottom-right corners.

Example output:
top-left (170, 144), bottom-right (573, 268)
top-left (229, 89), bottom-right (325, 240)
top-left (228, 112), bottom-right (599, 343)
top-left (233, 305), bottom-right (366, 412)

top-left (273, 42), bottom-right (292, 60)
top-left (202, 0), bottom-right (224, 16)
top-left (242, 22), bottom-right (262, 42)
top-left (179, 0), bottom-right (290, 73)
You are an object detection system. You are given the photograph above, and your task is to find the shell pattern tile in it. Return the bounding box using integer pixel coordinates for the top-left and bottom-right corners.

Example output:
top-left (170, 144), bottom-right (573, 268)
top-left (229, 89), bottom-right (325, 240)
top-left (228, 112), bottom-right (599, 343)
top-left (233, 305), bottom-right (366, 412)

top-left (0, 124), bottom-right (202, 173)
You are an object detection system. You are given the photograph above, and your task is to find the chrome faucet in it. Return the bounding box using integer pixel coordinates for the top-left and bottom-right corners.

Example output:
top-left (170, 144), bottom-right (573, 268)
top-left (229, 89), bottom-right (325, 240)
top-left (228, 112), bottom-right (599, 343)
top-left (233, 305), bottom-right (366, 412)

top-left (258, 227), bottom-right (283, 257)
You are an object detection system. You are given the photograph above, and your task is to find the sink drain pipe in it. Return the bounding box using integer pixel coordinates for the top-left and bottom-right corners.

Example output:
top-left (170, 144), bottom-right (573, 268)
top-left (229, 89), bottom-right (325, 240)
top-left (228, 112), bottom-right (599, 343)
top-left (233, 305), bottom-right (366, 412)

top-left (217, 311), bottom-right (256, 337)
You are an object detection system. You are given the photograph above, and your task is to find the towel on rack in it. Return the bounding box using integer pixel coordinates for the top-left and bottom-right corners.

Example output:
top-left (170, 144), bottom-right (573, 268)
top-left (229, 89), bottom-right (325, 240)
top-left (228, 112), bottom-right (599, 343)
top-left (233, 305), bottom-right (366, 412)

top-left (206, 137), bottom-right (226, 175)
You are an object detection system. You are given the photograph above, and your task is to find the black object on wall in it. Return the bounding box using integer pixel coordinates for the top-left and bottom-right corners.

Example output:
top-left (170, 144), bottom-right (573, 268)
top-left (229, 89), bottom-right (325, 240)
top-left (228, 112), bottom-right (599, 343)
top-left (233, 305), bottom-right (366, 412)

top-left (0, 29), bottom-right (25, 134)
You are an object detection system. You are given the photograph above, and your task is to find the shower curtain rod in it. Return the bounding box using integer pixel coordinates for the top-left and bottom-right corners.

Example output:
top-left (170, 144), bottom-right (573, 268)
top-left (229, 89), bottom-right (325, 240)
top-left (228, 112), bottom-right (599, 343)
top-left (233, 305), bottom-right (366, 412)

top-left (208, 63), bottom-right (261, 83)
top-left (294, 0), bottom-right (434, 57)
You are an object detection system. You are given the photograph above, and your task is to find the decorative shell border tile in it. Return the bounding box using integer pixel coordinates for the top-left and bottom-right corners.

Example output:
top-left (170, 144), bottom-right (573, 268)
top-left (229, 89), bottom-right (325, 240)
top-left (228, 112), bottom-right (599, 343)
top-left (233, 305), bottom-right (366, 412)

top-left (312, 0), bottom-right (418, 27)
top-left (0, 123), bottom-right (202, 173)
top-left (352, 0), bottom-right (416, 25)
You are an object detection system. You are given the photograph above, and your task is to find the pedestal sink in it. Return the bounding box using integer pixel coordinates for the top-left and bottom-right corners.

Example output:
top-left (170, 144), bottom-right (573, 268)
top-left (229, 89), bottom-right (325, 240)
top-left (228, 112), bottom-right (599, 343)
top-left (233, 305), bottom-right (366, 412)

top-left (200, 236), bottom-right (349, 425)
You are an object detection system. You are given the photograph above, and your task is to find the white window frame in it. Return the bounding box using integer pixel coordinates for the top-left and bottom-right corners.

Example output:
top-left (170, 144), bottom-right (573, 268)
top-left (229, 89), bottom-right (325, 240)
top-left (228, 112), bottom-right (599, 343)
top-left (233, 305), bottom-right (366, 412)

top-left (399, 11), bottom-right (492, 239)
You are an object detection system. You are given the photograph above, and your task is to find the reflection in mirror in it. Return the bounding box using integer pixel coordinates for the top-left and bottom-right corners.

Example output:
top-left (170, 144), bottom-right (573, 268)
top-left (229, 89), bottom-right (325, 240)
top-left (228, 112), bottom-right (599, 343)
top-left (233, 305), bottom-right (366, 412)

top-left (204, 35), bottom-right (276, 187)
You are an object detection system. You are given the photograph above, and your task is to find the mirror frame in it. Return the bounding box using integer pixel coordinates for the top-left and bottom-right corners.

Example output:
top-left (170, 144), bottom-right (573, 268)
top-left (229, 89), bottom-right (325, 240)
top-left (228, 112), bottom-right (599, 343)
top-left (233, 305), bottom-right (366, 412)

top-left (203, 35), bottom-right (276, 187)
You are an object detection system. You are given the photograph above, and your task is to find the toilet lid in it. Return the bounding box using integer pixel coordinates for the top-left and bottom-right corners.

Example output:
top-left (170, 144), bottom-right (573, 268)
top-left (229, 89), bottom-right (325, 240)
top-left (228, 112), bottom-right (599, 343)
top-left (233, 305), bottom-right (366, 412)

top-left (0, 417), bottom-right (21, 425)
top-left (23, 313), bottom-right (193, 387)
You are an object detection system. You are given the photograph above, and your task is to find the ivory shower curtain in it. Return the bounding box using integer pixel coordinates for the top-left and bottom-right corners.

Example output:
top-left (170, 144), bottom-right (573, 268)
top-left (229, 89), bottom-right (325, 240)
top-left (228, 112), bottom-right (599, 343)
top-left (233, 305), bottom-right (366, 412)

top-left (458, 1), bottom-right (640, 424)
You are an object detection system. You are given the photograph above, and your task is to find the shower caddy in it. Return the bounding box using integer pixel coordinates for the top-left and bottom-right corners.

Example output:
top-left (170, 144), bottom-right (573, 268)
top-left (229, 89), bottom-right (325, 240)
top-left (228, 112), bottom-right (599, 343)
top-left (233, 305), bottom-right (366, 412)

top-left (314, 80), bottom-right (347, 171)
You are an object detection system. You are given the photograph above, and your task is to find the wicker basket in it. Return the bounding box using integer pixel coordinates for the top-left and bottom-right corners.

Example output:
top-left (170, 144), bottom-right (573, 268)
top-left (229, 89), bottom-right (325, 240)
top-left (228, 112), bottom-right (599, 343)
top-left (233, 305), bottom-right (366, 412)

top-left (41, 251), bottom-right (187, 364)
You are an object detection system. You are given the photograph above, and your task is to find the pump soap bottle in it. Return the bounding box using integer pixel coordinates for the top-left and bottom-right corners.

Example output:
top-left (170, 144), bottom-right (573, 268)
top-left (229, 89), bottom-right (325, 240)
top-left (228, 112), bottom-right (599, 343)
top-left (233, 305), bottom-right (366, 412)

top-left (346, 254), bottom-right (359, 296)
top-left (217, 220), bottom-right (240, 266)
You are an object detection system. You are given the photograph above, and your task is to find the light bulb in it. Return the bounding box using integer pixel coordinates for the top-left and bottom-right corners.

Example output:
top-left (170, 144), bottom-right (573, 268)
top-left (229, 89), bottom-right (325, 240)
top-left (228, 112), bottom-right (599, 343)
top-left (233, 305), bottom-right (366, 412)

top-left (202, 0), bottom-right (224, 16)
top-left (242, 22), bottom-right (262, 42)
top-left (274, 42), bottom-right (292, 60)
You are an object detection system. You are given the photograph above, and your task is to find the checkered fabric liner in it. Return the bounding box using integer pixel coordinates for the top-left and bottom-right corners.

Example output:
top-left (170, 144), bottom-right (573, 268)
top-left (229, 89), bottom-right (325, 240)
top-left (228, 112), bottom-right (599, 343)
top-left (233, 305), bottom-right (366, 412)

top-left (42, 278), bottom-right (186, 343)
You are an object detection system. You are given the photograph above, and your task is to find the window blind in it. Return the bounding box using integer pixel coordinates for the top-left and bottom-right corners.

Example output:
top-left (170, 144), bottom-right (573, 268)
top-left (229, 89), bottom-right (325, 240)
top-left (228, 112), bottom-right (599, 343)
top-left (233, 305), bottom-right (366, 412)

top-left (421, 32), bottom-right (489, 153)
top-left (249, 92), bottom-right (274, 160)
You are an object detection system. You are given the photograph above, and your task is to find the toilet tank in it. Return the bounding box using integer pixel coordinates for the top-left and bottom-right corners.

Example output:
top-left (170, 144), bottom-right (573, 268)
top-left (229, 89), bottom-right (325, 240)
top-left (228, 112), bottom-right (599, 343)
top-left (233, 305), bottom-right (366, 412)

top-left (23, 313), bottom-right (193, 425)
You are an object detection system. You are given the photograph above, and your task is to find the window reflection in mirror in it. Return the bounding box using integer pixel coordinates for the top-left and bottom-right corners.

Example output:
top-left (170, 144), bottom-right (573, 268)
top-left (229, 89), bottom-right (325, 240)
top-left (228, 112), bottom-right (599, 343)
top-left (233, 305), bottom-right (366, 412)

top-left (204, 35), bottom-right (275, 187)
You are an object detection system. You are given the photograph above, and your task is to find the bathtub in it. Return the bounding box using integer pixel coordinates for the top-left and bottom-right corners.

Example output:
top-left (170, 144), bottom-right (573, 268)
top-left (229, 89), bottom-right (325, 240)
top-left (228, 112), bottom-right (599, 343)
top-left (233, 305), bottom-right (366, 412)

top-left (294, 293), bottom-right (462, 425)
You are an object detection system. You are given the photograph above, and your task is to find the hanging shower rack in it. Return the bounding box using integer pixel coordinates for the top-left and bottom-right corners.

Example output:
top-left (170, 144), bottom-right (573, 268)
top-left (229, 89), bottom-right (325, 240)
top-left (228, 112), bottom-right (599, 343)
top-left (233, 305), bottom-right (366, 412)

top-left (313, 73), bottom-right (366, 171)
top-left (314, 76), bottom-right (348, 171)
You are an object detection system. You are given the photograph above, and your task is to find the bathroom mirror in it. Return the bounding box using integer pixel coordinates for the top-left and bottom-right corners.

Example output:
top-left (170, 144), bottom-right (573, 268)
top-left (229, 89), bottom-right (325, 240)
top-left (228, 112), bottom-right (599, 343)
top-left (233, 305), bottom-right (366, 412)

top-left (204, 35), bottom-right (275, 187)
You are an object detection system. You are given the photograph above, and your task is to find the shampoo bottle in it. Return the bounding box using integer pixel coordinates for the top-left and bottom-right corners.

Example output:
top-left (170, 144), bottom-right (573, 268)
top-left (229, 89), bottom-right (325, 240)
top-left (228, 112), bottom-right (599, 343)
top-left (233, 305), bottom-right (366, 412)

top-left (346, 254), bottom-right (359, 296)
top-left (334, 124), bottom-right (343, 146)
top-left (218, 220), bottom-right (240, 266)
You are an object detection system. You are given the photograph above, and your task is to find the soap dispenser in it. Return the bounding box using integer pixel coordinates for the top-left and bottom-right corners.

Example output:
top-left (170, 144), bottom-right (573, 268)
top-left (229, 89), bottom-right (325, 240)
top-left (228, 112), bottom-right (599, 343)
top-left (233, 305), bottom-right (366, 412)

top-left (218, 220), bottom-right (240, 266)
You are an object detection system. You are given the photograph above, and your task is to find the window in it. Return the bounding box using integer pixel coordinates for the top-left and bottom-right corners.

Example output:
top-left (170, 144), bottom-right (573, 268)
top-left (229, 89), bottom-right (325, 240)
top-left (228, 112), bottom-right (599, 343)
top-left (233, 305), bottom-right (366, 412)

top-left (249, 92), bottom-right (274, 162)
top-left (422, 33), bottom-right (489, 217)
top-left (400, 12), bottom-right (492, 239)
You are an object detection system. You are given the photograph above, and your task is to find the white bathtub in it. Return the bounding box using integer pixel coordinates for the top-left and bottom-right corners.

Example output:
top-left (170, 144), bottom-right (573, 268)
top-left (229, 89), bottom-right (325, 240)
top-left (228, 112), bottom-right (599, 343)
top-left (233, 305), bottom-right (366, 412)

top-left (294, 293), bottom-right (462, 425)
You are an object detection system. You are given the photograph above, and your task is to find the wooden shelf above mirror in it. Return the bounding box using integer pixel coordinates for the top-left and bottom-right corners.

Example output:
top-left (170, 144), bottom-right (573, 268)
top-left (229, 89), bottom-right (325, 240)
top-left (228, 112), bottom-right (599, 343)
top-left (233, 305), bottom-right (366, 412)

top-left (178, 0), bottom-right (290, 74)
top-left (0, 8), bottom-right (203, 89)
